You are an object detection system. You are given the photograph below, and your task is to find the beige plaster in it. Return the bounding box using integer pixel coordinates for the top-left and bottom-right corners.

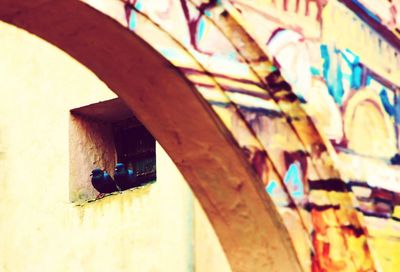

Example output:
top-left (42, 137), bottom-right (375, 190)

top-left (69, 114), bottom-right (117, 203)
top-left (0, 21), bottom-right (229, 272)
top-left (0, 1), bottom-right (302, 270)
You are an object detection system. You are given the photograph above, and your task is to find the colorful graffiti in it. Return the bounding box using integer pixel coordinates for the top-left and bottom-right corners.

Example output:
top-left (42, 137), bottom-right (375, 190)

top-left (84, 0), bottom-right (400, 270)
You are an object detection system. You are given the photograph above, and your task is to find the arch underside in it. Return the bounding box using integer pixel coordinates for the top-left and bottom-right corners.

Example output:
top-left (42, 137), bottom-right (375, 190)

top-left (2, 0), bottom-right (400, 271)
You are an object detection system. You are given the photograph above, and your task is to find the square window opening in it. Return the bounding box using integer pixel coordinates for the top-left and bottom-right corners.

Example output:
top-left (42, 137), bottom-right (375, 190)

top-left (69, 98), bottom-right (156, 204)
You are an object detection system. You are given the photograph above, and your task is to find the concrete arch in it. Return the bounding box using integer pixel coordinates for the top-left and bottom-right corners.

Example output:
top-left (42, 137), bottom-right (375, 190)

top-left (0, 1), bottom-right (302, 271)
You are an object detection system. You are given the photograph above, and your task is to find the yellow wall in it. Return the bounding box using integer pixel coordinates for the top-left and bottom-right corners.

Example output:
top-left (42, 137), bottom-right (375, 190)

top-left (0, 22), bottom-right (230, 272)
top-left (194, 201), bottom-right (231, 272)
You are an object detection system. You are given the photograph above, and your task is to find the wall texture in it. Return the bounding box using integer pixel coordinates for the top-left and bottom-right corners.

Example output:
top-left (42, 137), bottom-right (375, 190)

top-left (3, 0), bottom-right (400, 270)
top-left (0, 21), bottom-right (229, 272)
top-left (84, 1), bottom-right (400, 270)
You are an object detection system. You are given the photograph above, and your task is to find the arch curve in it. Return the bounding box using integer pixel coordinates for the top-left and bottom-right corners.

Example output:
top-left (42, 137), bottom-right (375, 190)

top-left (0, 1), bottom-right (302, 271)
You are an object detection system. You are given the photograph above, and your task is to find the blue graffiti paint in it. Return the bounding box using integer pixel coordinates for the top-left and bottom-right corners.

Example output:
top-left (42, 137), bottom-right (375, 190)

top-left (343, 49), bottom-right (356, 63)
top-left (135, 0), bottom-right (143, 11)
top-left (334, 49), bottom-right (344, 105)
top-left (321, 45), bottom-right (344, 105)
top-left (129, 12), bottom-right (137, 30)
top-left (284, 163), bottom-right (304, 199)
top-left (351, 64), bottom-right (363, 90)
top-left (342, 49), bottom-right (362, 90)
top-left (321, 45), bottom-right (330, 80)
top-left (266, 180), bottom-right (277, 194)
top-left (128, 1), bottom-right (143, 31)
top-left (310, 66), bottom-right (320, 76)
top-left (380, 88), bottom-right (395, 116)
top-left (197, 17), bottom-right (206, 42)
top-left (352, 0), bottom-right (382, 23)
top-left (265, 162), bottom-right (305, 199)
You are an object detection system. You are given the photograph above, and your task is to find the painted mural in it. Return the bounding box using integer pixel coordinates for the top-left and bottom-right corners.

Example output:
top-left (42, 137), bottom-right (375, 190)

top-left (84, 0), bottom-right (400, 271)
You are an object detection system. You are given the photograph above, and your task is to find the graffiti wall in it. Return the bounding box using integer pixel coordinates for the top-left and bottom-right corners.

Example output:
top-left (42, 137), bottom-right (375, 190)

top-left (84, 0), bottom-right (400, 270)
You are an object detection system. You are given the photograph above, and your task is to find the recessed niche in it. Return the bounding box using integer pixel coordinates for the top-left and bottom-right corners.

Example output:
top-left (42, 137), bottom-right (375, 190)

top-left (69, 98), bottom-right (156, 204)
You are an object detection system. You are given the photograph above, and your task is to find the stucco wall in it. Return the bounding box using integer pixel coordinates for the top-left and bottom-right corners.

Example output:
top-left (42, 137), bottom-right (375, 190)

top-left (0, 22), bottom-right (229, 272)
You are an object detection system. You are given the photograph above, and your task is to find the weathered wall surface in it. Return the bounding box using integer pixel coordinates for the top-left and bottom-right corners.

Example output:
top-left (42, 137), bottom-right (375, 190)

top-left (0, 21), bottom-right (229, 272)
top-left (194, 201), bottom-right (231, 272)
top-left (69, 114), bottom-right (118, 203)
top-left (101, 1), bottom-right (400, 270)
top-left (3, 0), bottom-right (400, 270)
